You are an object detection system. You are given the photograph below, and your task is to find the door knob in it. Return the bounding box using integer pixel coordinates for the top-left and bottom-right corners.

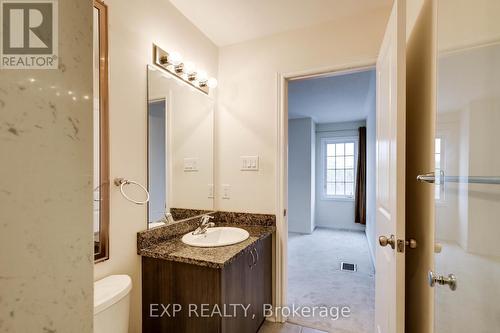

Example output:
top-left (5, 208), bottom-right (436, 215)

top-left (428, 271), bottom-right (457, 291)
top-left (405, 238), bottom-right (418, 249)
top-left (434, 243), bottom-right (442, 253)
top-left (379, 235), bottom-right (395, 249)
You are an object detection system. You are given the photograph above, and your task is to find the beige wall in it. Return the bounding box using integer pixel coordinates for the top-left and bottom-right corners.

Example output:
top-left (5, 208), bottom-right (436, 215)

top-left (93, 1), bottom-right (218, 332)
top-left (216, 7), bottom-right (391, 214)
top-left (0, 1), bottom-right (93, 332)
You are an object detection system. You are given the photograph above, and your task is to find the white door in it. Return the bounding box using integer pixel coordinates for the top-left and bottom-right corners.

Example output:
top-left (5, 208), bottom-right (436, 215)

top-left (374, 1), bottom-right (406, 332)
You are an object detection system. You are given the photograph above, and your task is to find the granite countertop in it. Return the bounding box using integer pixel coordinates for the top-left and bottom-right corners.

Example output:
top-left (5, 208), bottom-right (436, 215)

top-left (138, 224), bottom-right (275, 269)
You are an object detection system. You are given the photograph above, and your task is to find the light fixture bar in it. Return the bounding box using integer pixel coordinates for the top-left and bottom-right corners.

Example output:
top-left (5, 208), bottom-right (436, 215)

top-left (153, 44), bottom-right (212, 95)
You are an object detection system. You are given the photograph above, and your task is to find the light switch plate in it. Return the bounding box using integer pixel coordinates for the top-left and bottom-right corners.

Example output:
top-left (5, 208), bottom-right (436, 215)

top-left (222, 184), bottom-right (231, 199)
top-left (183, 158), bottom-right (198, 172)
top-left (240, 156), bottom-right (259, 171)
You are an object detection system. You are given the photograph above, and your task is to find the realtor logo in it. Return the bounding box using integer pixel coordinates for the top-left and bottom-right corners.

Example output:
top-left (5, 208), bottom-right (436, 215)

top-left (1, 0), bottom-right (58, 69)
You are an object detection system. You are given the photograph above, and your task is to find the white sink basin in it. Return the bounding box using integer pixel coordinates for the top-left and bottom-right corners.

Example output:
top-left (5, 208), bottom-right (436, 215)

top-left (181, 227), bottom-right (250, 247)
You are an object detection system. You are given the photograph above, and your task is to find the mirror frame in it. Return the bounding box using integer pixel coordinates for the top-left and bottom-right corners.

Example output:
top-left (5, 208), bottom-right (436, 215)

top-left (94, 0), bottom-right (110, 263)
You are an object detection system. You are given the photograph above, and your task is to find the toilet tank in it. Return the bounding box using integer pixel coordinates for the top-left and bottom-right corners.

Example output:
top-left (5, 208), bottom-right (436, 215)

top-left (94, 275), bottom-right (132, 333)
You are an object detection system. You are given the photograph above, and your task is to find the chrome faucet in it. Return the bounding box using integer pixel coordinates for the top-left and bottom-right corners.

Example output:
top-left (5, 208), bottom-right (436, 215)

top-left (164, 212), bottom-right (175, 224)
top-left (192, 215), bottom-right (215, 235)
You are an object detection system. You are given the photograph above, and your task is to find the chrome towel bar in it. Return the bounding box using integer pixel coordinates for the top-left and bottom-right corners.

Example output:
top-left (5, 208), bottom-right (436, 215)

top-left (417, 172), bottom-right (500, 185)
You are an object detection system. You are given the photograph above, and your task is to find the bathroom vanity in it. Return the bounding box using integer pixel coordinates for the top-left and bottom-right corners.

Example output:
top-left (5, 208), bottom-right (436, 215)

top-left (138, 212), bottom-right (275, 333)
top-left (141, 65), bottom-right (274, 332)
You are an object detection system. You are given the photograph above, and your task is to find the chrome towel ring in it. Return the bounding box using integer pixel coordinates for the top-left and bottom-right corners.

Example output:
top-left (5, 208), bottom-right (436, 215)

top-left (114, 178), bottom-right (150, 205)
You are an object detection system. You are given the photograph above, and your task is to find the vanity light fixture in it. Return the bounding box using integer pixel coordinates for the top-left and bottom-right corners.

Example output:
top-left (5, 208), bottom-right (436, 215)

top-left (197, 70), bottom-right (208, 85)
top-left (207, 77), bottom-right (218, 88)
top-left (169, 51), bottom-right (182, 66)
top-left (184, 61), bottom-right (196, 74)
top-left (153, 44), bottom-right (217, 95)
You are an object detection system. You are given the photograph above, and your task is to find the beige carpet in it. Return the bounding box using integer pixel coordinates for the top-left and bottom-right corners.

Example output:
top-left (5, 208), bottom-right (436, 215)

top-left (287, 228), bottom-right (375, 333)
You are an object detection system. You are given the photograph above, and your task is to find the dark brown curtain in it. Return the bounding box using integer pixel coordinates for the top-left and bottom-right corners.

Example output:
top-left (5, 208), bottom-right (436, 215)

top-left (355, 127), bottom-right (366, 224)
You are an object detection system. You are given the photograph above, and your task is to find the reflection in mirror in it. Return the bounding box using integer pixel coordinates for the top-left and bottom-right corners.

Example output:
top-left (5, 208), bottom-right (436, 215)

top-left (94, 0), bottom-right (109, 262)
top-left (147, 65), bottom-right (215, 229)
top-left (434, 1), bottom-right (500, 331)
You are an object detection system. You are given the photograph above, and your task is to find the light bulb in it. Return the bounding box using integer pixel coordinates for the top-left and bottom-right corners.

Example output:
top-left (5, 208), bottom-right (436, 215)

top-left (184, 61), bottom-right (196, 75)
top-left (169, 51), bottom-right (182, 66)
top-left (197, 70), bottom-right (208, 82)
top-left (207, 77), bottom-right (218, 89)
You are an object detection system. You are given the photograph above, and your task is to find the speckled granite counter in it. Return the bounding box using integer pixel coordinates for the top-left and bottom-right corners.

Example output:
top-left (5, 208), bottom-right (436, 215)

top-left (137, 212), bottom-right (276, 269)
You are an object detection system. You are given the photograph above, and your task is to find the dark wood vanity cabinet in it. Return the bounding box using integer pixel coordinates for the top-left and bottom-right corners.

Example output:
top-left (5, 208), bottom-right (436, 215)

top-left (221, 235), bottom-right (272, 333)
top-left (142, 234), bottom-right (272, 333)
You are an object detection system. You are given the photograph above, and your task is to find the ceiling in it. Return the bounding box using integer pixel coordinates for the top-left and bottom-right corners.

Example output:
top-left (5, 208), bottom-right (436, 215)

top-left (169, 0), bottom-right (391, 46)
top-left (288, 69), bottom-right (376, 124)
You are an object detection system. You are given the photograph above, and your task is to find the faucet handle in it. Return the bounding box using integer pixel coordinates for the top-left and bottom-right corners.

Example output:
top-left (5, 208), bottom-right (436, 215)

top-left (164, 212), bottom-right (174, 224)
top-left (200, 215), bottom-right (214, 224)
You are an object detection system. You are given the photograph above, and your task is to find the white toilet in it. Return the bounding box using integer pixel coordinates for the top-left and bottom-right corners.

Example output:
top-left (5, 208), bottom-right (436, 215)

top-left (94, 275), bottom-right (132, 333)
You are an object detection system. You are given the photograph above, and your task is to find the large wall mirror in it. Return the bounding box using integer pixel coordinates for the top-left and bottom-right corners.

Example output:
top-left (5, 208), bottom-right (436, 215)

top-left (147, 65), bottom-right (215, 228)
top-left (93, 0), bottom-right (109, 262)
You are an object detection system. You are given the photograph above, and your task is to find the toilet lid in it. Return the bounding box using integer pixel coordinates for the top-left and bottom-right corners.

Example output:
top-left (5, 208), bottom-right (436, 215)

top-left (94, 275), bottom-right (132, 314)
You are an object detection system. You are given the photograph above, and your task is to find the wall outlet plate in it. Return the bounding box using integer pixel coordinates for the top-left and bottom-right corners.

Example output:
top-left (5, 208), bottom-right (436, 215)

top-left (183, 158), bottom-right (198, 172)
top-left (222, 184), bottom-right (231, 199)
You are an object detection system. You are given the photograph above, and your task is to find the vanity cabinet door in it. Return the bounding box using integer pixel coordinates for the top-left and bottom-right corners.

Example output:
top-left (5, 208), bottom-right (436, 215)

top-left (249, 235), bottom-right (272, 332)
top-left (221, 247), bottom-right (254, 333)
top-left (221, 235), bottom-right (272, 333)
top-left (142, 257), bottom-right (223, 333)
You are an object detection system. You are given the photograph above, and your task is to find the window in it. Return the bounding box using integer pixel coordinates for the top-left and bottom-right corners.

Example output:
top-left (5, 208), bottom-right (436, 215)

top-left (322, 138), bottom-right (357, 199)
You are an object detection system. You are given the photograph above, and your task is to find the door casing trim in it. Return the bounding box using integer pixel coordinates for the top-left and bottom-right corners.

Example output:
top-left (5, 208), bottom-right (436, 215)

top-left (274, 59), bottom-right (376, 323)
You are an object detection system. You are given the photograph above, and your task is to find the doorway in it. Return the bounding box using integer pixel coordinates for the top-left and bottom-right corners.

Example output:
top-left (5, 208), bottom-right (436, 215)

top-left (283, 68), bottom-right (377, 332)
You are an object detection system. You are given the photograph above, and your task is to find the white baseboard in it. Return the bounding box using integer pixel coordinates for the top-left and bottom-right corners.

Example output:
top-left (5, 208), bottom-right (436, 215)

top-left (365, 228), bottom-right (376, 272)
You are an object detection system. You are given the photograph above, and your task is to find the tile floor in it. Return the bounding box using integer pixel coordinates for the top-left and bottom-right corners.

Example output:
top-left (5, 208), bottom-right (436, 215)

top-left (286, 228), bottom-right (375, 333)
top-left (258, 321), bottom-right (327, 333)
